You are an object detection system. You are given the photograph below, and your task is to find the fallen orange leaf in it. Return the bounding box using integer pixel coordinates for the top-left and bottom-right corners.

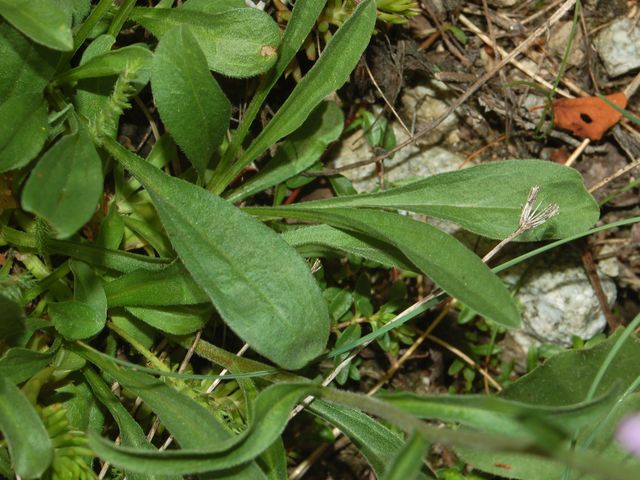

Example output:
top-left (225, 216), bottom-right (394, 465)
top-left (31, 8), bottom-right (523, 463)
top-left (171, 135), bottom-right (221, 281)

top-left (552, 92), bottom-right (628, 141)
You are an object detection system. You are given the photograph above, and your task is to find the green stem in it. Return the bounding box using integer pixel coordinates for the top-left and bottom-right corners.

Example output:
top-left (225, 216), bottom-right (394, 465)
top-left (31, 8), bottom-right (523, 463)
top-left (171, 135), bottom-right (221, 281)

top-left (108, 0), bottom-right (137, 38)
top-left (22, 261), bottom-right (71, 304)
top-left (73, 0), bottom-right (113, 52)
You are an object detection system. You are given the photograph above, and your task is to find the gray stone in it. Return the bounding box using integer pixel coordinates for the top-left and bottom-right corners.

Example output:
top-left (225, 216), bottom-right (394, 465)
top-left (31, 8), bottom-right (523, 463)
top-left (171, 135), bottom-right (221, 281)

top-left (594, 18), bottom-right (640, 77)
top-left (507, 250), bottom-right (616, 350)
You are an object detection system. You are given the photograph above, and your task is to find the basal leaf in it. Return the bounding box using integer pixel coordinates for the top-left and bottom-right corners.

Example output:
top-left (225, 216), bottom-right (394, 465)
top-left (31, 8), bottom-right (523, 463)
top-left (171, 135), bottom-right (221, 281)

top-left (70, 259), bottom-right (107, 320)
top-left (131, 6), bottom-right (281, 77)
top-left (126, 304), bottom-right (211, 335)
top-left (213, 0), bottom-right (375, 193)
top-left (152, 25), bottom-right (230, 177)
top-left (76, 346), bottom-right (267, 479)
top-left (248, 206), bottom-right (520, 328)
top-left (0, 0), bottom-right (72, 51)
top-left (0, 93), bottom-right (48, 173)
top-left (0, 292), bottom-right (26, 345)
top-left (0, 21), bottom-right (58, 98)
top-left (282, 224), bottom-right (418, 272)
top-left (104, 262), bottom-right (209, 308)
top-left (0, 376), bottom-right (53, 479)
top-left (101, 137), bottom-right (330, 369)
top-left (227, 101), bottom-right (343, 203)
top-left (210, 0), bottom-right (327, 190)
top-left (50, 300), bottom-right (104, 340)
top-left (456, 330), bottom-right (640, 480)
top-left (46, 237), bottom-right (171, 273)
top-left (22, 124), bottom-right (103, 238)
top-left (83, 367), bottom-right (181, 480)
top-left (0, 346), bottom-right (57, 384)
top-left (181, 0), bottom-right (246, 13)
top-left (297, 160), bottom-right (599, 241)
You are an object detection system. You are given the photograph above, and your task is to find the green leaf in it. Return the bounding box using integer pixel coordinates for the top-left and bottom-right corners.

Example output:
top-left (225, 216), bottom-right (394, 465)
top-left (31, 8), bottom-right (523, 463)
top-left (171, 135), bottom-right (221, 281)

top-left (210, 0), bottom-right (327, 189)
top-left (0, 0), bottom-right (73, 50)
top-left (0, 376), bottom-right (53, 479)
top-left (151, 25), bottom-right (230, 177)
top-left (0, 346), bottom-right (58, 385)
top-left (46, 237), bottom-right (171, 273)
top-left (131, 6), bottom-right (281, 78)
top-left (55, 43), bottom-right (152, 84)
top-left (381, 431), bottom-right (428, 480)
top-left (0, 21), bottom-right (58, 98)
top-left (457, 330), bottom-right (640, 480)
top-left (105, 262), bottom-right (209, 308)
top-left (183, 335), bottom-right (421, 479)
top-left (76, 346), bottom-right (267, 479)
top-left (181, 0), bottom-right (246, 13)
top-left (0, 93), bottom-right (48, 173)
top-left (83, 367), bottom-right (181, 480)
top-left (282, 224), bottom-right (418, 271)
top-left (378, 390), bottom-right (616, 442)
top-left (227, 101), bottom-right (343, 202)
top-left (0, 292), bottom-right (25, 345)
top-left (215, 0), bottom-right (375, 192)
top-left (293, 160), bottom-right (599, 241)
top-left (102, 137), bottom-right (330, 369)
top-left (50, 301), bottom-right (103, 340)
top-left (22, 124), bottom-right (103, 238)
top-left (71, 259), bottom-right (107, 319)
top-left (49, 259), bottom-right (107, 340)
top-left (248, 206), bottom-right (520, 328)
top-left (126, 304), bottom-right (211, 335)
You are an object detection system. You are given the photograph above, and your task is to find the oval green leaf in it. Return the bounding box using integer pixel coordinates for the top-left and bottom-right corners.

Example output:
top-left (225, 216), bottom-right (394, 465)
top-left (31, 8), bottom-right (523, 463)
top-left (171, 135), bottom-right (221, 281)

top-left (131, 6), bottom-right (281, 77)
top-left (22, 124), bottom-right (103, 238)
top-left (0, 376), bottom-right (53, 479)
top-left (152, 25), bottom-right (230, 177)
top-left (102, 137), bottom-right (330, 369)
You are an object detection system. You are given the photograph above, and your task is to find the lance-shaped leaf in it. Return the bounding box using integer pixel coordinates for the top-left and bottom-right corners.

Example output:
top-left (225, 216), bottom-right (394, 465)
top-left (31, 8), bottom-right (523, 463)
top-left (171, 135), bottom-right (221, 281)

top-left (226, 101), bottom-right (343, 203)
top-left (101, 137), bottom-right (329, 369)
top-left (0, 376), bottom-right (53, 479)
top-left (288, 160), bottom-right (599, 241)
top-left (131, 6), bottom-right (280, 78)
top-left (247, 206), bottom-right (520, 328)
top-left (75, 347), bottom-right (266, 480)
top-left (152, 25), bottom-right (230, 177)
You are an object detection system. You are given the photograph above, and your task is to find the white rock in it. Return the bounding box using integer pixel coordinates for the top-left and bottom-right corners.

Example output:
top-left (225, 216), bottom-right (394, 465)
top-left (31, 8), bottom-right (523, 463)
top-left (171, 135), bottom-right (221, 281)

top-left (508, 251), bottom-right (616, 350)
top-left (594, 18), bottom-right (640, 77)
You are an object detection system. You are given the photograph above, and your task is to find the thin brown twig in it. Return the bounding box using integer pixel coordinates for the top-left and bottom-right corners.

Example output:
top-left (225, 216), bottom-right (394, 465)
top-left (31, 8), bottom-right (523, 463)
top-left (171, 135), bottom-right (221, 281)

top-left (363, 60), bottom-right (411, 135)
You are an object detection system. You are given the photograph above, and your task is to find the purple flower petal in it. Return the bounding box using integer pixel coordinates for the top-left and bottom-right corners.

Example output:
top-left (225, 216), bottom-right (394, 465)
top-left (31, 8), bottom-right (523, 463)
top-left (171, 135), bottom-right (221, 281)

top-left (616, 413), bottom-right (640, 456)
